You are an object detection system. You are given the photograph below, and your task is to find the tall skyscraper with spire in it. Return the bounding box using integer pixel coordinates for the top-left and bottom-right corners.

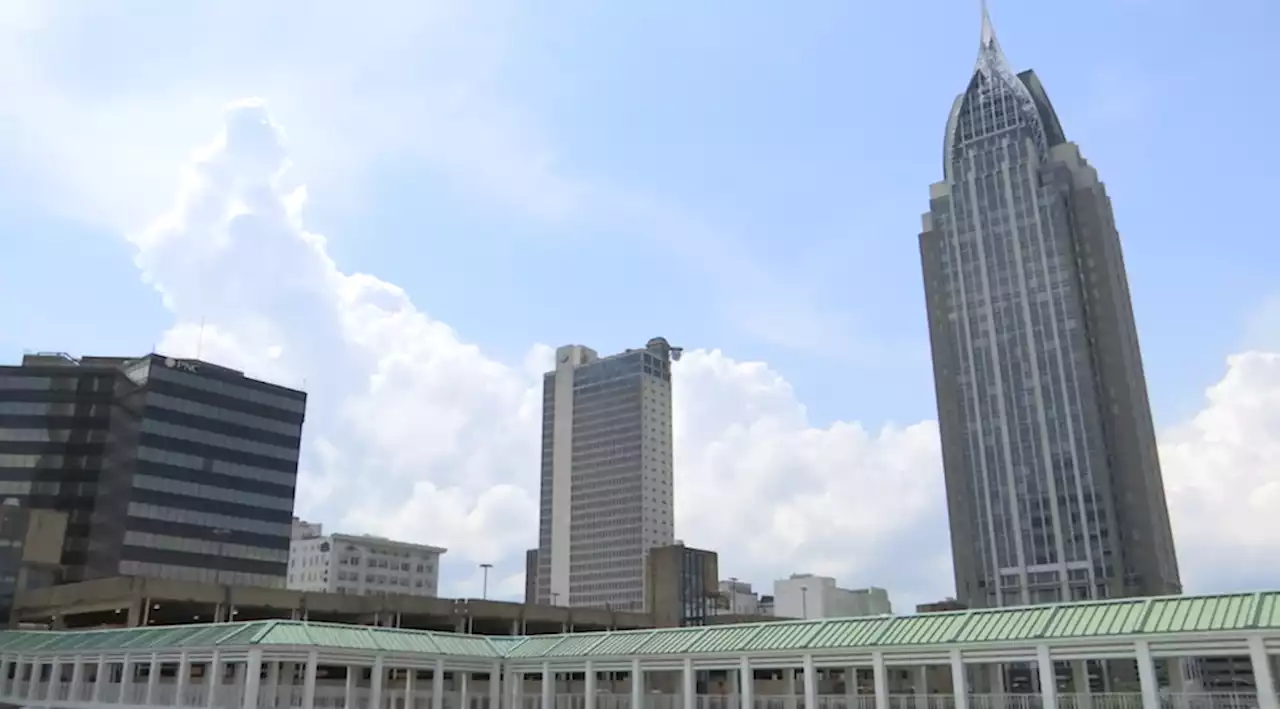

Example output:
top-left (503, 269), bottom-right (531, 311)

top-left (918, 7), bottom-right (1181, 609)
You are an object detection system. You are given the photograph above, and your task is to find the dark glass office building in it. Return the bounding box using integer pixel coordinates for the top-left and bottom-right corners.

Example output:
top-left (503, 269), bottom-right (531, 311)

top-left (0, 352), bottom-right (305, 591)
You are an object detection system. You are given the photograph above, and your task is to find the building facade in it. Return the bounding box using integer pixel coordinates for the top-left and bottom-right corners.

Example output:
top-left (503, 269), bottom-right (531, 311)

top-left (287, 518), bottom-right (445, 597)
top-left (0, 352), bottom-right (306, 590)
top-left (645, 543), bottom-right (719, 627)
top-left (533, 338), bottom-right (679, 611)
top-left (918, 10), bottom-right (1181, 609)
top-left (773, 574), bottom-right (891, 620)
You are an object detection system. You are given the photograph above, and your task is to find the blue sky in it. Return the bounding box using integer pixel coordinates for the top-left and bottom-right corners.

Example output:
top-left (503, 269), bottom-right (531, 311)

top-left (1, 0), bottom-right (1278, 609)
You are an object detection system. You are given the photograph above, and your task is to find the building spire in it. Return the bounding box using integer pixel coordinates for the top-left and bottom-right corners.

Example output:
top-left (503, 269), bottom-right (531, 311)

top-left (974, 0), bottom-right (1012, 79)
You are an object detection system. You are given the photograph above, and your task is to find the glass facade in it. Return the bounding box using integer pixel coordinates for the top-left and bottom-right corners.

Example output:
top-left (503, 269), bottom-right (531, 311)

top-left (0, 353), bottom-right (305, 590)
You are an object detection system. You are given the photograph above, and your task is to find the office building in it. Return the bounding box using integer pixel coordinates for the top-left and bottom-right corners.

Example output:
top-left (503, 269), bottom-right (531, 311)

top-left (645, 542), bottom-right (718, 627)
top-left (715, 579), bottom-right (764, 616)
top-left (532, 338), bottom-right (680, 610)
top-left (773, 574), bottom-right (892, 619)
top-left (918, 8), bottom-right (1181, 609)
top-left (288, 518), bottom-right (445, 597)
top-left (523, 548), bottom-right (538, 604)
top-left (0, 352), bottom-right (306, 589)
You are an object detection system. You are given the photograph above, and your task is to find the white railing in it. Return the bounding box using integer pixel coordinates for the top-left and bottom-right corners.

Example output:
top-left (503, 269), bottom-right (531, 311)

top-left (0, 683), bottom-right (1272, 709)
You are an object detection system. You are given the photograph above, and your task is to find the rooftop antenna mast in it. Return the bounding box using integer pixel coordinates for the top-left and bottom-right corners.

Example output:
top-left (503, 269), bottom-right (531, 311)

top-left (196, 317), bottom-right (207, 360)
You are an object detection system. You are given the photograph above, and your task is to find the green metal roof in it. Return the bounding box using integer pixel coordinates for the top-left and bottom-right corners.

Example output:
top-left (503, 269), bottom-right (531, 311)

top-left (1, 590), bottom-right (1278, 661)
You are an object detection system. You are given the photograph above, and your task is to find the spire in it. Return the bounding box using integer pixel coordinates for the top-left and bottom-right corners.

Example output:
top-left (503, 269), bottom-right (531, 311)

top-left (973, 0), bottom-right (1013, 79)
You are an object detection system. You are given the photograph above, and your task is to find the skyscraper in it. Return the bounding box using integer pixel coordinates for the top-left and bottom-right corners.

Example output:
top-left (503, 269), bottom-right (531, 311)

top-left (919, 9), bottom-right (1180, 609)
top-left (0, 352), bottom-right (305, 589)
top-left (533, 338), bottom-right (679, 610)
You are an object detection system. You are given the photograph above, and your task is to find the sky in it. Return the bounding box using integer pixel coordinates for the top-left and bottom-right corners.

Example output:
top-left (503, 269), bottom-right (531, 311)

top-left (0, 0), bottom-right (1278, 612)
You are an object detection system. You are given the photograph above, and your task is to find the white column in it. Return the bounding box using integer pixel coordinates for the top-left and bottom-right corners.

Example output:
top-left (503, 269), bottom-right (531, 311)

top-left (207, 653), bottom-right (222, 709)
top-left (70, 657), bottom-right (86, 703)
top-left (914, 666), bottom-right (928, 709)
top-left (1036, 646), bottom-right (1057, 709)
top-left (303, 651), bottom-right (319, 709)
top-left (92, 657), bottom-right (107, 704)
top-left (344, 665), bottom-right (357, 709)
top-left (584, 661), bottom-right (597, 709)
top-left (433, 660), bottom-right (445, 709)
top-left (119, 656), bottom-right (132, 705)
top-left (146, 653), bottom-right (161, 705)
top-left (0, 655), bottom-right (10, 698)
top-left (25, 660), bottom-right (40, 703)
top-left (507, 668), bottom-right (522, 709)
top-left (491, 662), bottom-right (503, 709)
top-left (949, 650), bottom-right (967, 709)
top-left (785, 670), bottom-right (797, 709)
top-left (264, 661), bottom-right (280, 709)
top-left (802, 656), bottom-right (818, 709)
top-left (1135, 641), bottom-right (1159, 709)
top-left (871, 653), bottom-right (889, 709)
top-left (460, 670), bottom-right (470, 709)
top-left (48, 659), bottom-right (62, 703)
top-left (845, 667), bottom-right (858, 709)
top-left (243, 649), bottom-right (264, 709)
top-left (370, 656), bottom-right (385, 709)
top-left (176, 653), bottom-right (191, 708)
top-left (682, 658), bottom-right (695, 709)
top-left (739, 657), bottom-right (753, 709)
top-left (633, 659), bottom-right (645, 709)
top-left (1250, 636), bottom-right (1279, 709)
top-left (541, 663), bottom-right (553, 709)
top-left (406, 666), bottom-right (417, 709)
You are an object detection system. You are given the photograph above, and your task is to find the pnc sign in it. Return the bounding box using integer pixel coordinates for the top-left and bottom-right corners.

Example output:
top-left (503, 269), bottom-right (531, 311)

top-left (164, 357), bottom-right (200, 373)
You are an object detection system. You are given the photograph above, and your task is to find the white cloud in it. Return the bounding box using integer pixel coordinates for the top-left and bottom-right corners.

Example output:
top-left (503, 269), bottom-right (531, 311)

top-left (125, 99), bottom-right (1280, 611)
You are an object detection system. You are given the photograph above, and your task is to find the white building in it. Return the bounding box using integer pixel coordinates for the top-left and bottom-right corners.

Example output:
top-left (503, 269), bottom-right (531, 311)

top-left (773, 573), bottom-right (892, 619)
top-left (715, 580), bottom-right (764, 616)
top-left (287, 518), bottom-right (446, 597)
top-left (532, 338), bottom-right (680, 610)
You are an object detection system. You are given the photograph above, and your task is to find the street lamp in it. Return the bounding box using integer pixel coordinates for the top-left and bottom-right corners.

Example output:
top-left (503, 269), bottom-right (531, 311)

top-left (800, 585), bottom-right (809, 620)
top-left (479, 563), bottom-right (493, 600)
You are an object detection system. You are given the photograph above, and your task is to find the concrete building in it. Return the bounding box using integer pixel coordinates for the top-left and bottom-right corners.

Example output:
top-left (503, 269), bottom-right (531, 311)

top-left (0, 352), bottom-right (306, 590)
top-left (523, 549), bottom-right (538, 604)
top-left (645, 543), bottom-right (718, 627)
top-left (716, 579), bottom-right (764, 617)
top-left (773, 574), bottom-right (891, 620)
top-left (287, 518), bottom-right (445, 598)
top-left (918, 8), bottom-right (1180, 609)
top-left (532, 338), bottom-right (680, 611)
top-left (916, 598), bottom-right (967, 614)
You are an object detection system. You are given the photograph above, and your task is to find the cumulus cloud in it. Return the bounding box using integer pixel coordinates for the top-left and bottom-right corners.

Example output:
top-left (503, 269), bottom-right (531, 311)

top-left (131, 99), bottom-right (1280, 610)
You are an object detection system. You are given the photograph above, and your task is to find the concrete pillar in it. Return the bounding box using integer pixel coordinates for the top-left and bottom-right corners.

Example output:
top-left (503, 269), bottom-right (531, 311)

top-left (206, 652), bottom-right (222, 709)
top-left (914, 666), bottom-right (927, 709)
top-left (845, 667), bottom-right (859, 709)
top-left (987, 664), bottom-right (1005, 709)
top-left (433, 660), bottom-right (445, 709)
top-left (949, 650), bottom-right (967, 709)
top-left (345, 665), bottom-right (358, 709)
top-left (176, 653), bottom-right (191, 708)
top-left (119, 656), bottom-right (132, 705)
top-left (785, 669), bottom-right (798, 709)
top-left (242, 650), bottom-right (263, 709)
top-left (491, 662), bottom-right (504, 709)
top-left (91, 658), bottom-right (107, 704)
top-left (69, 658), bottom-right (85, 703)
top-left (682, 658), bottom-right (695, 709)
top-left (47, 659), bottom-right (61, 703)
top-left (1135, 642), bottom-right (1159, 709)
top-left (632, 659), bottom-right (645, 709)
top-left (405, 665), bottom-right (418, 709)
top-left (461, 670), bottom-right (470, 709)
top-left (541, 663), bottom-right (553, 709)
top-left (1036, 646), bottom-right (1057, 709)
top-left (584, 661), bottom-right (597, 709)
top-left (303, 651), bottom-right (319, 709)
top-left (872, 653), bottom-right (889, 709)
top-left (370, 656), bottom-right (385, 709)
top-left (1250, 636), bottom-right (1279, 709)
top-left (1071, 660), bottom-right (1093, 709)
top-left (739, 658), bottom-right (753, 709)
top-left (803, 656), bottom-right (818, 709)
top-left (25, 661), bottom-right (40, 703)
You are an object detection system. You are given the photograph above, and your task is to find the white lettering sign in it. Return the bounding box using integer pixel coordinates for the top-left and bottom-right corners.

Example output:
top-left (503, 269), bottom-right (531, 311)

top-left (164, 357), bottom-right (200, 373)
